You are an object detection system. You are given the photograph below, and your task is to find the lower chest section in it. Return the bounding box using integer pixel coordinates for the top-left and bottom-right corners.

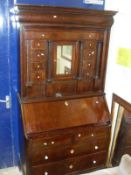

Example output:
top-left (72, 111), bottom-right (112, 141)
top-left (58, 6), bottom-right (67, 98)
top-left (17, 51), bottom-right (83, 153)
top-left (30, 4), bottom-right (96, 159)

top-left (25, 125), bottom-right (110, 175)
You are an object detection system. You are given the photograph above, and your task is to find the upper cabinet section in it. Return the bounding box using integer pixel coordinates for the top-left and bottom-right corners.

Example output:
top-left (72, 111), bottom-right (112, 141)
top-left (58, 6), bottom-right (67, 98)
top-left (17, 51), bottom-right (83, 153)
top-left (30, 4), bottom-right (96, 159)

top-left (16, 5), bottom-right (116, 101)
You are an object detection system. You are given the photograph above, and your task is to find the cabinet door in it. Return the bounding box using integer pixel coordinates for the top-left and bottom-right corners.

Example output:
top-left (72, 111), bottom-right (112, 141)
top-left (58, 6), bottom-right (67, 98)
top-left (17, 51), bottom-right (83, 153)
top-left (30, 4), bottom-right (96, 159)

top-left (46, 41), bottom-right (79, 97)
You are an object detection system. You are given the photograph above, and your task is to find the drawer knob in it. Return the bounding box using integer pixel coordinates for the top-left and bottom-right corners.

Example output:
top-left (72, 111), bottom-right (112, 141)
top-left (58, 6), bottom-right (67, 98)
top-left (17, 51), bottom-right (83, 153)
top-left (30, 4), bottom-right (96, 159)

top-left (92, 51), bottom-right (95, 55)
top-left (41, 53), bottom-right (45, 56)
top-left (41, 33), bottom-right (45, 37)
top-left (37, 75), bottom-right (40, 79)
top-left (70, 149), bottom-right (75, 154)
top-left (88, 63), bottom-right (91, 67)
top-left (51, 141), bottom-right (55, 145)
top-left (37, 54), bottom-right (40, 57)
top-left (37, 43), bottom-right (40, 47)
top-left (44, 172), bottom-right (48, 175)
top-left (89, 43), bottom-right (92, 47)
top-left (89, 34), bottom-right (92, 38)
top-left (94, 146), bottom-right (99, 150)
top-left (91, 133), bottom-right (94, 137)
top-left (96, 100), bottom-right (99, 104)
top-left (69, 164), bottom-right (74, 169)
top-left (53, 15), bottom-right (57, 18)
top-left (78, 133), bottom-right (81, 137)
top-left (44, 155), bottom-right (49, 160)
top-left (93, 160), bottom-right (97, 164)
top-left (64, 101), bottom-right (69, 106)
top-left (43, 142), bottom-right (48, 146)
top-left (37, 65), bottom-right (40, 69)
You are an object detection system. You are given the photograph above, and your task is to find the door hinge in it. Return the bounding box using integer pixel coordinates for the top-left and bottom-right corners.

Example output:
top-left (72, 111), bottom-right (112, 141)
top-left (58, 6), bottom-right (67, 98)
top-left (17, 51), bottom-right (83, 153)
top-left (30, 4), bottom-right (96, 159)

top-left (0, 95), bottom-right (11, 109)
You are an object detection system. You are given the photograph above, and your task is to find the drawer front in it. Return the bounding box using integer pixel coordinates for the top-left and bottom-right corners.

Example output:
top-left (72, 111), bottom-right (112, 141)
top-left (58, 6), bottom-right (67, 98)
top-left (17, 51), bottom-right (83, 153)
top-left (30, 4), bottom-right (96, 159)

top-left (46, 81), bottom-right (77, 97)
top-left (28, 136), bottom-right (109, 165)
top-left (74, 125), bottom-right (110, 142)
top-left (31, 151), bottom-right (107, 175)
top-left (31, 50), bottom-right (47, 62)
top-left (24, 30), bottom-right (103, 41)
top-left (31, 40), bottom-right (48, 50)
top-left (29, 134), bottom-right (72, 150)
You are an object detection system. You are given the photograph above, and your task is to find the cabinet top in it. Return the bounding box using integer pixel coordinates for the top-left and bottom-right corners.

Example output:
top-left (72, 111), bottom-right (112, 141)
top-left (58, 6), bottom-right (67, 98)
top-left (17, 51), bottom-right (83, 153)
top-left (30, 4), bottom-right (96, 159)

top-left (15, 5), bottom-right (117, 28)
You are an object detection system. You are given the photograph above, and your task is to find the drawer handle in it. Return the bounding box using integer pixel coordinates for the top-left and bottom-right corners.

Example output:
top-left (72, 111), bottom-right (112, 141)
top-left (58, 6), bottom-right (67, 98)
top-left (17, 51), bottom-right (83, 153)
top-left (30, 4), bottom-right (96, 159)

top-left (51, 141), bottom-right (55, 145)
top-left (93, 160), bottom-right (97, 164)
top-left (53, 15), bottom-right (57, 19)
top-left (37, 43), bottom-right (41, 47)
top-left (96, 100), bottom-right (99, 104)
top-left (94, 146), bottom-right (99, 150)
top-left (69, 164), bottom-right (74, 169)
top-left (64, 101), bottom-right (69, 106)
top-left (37, 75), bottom-right (40, 79)
top-left (41, 33), bottom-right (45, 37)
top-left (44, 172), bottom-right (48, 175)
top-left (70, 149), bottom-right (75, 154)
top-left (44, 155), bottom-right (49, 160)
top-left (78, 133), bottom-right (81, 138)
top-left (43, 142), bottom-right (48, 146)
top-left (91, 133), bottom-right (94, 137)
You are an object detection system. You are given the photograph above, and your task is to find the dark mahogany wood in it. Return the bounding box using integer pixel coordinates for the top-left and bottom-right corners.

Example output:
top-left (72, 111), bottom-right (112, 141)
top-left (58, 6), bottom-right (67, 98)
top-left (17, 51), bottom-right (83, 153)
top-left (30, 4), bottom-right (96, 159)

top-left (17, 5), bottom-right (116, 175)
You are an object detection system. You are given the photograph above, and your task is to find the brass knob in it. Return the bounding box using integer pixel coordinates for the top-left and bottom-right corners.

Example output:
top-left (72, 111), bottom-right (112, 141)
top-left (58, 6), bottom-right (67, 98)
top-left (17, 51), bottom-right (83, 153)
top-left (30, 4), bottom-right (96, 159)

top-left (41, 53), bottom-right (45, 56)
top-left (89, 43), bottom-right (92, 47)
top-left (44, 155), bottom-right (48, 160)
top-left (37, 54), bottom-right (40, 57)
top-left (88, 63), bottom-right (91, 67)
top-left (89, 34), bottom-right (92, 38)
top-left (69, 164), bottom-right (73, 169)
top-left (43, 142), bottom-right (48, 146)
top-left (95, 146), bottom-right (99, 150)
top-left (44, 172), bottom-right (48, 175)
top-left (93, 160), bottom-right (96, 164)
top-left (70, 149), bottom-right (75, 154)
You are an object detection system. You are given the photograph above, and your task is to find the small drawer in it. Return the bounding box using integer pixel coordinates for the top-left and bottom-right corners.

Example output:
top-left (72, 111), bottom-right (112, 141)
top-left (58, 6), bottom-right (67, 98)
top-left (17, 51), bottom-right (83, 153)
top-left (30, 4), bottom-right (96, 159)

top-left (93, 126), bottom-right (111, 138)
top-left (32, 63), bottom-right (45, 71)
top-left (31, 151), bottom-right (107, 175)
top-left (31, 70), bottom-right (46, 82)
top-left (46, 81), bottom-right (77, 97)
top-left (29, 135), bottom-right (72, 150)
top-left (31, 40), bottom-right (47, 49)
top-left (31, 50), bottom-right (47, 62)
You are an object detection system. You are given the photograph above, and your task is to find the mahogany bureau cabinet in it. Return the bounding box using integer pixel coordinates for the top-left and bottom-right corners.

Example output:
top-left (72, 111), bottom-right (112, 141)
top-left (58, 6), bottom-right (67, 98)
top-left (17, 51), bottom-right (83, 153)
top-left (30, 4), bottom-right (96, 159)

top-left (16, 5), bottom-right (116, 175)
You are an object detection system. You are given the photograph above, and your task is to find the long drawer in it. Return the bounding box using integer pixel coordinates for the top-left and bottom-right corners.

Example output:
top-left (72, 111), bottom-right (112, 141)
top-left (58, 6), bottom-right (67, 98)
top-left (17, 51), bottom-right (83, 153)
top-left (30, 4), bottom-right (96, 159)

top-left (31, 151), bottom-right (107, 175)
top-left (28, 136), bottom-right (108, 165)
